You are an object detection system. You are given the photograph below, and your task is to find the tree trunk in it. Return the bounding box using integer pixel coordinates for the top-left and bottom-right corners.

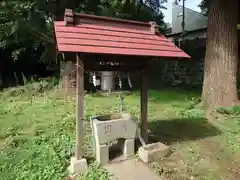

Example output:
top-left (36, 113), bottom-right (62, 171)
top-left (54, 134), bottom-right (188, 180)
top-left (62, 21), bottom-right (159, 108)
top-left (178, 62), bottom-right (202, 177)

top-left (202, 0), bottom-right (239, 110)
top-left (59, 53), bottom-right (76, 94)
top-left (54, 1), bottom-right (78, 93)
top-left (237, 5), bottom-right (240, 98)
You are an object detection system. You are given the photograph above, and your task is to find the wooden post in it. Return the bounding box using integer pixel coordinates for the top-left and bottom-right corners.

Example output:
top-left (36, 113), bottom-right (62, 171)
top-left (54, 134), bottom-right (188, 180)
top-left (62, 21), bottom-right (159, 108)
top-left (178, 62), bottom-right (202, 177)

top-left (76, 54), bottom-right (84, 160)
top-left (140, 63), bottom-right (148, 143)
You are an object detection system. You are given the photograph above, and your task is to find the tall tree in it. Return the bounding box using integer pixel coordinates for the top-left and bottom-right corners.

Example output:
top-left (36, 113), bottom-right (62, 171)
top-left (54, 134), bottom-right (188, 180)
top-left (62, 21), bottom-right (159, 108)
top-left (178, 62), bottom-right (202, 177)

top-left (199, 0), bottom-right (208, 15)
top-left (202, 0), bottom-right (239, 110)
top-left (0, 0), bottom-right (79, 90)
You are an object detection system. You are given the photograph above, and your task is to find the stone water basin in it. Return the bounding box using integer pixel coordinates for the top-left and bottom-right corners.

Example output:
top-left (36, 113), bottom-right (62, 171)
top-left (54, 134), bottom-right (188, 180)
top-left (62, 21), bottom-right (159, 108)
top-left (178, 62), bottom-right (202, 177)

top-left (91, 113), bottom-right (137, 145)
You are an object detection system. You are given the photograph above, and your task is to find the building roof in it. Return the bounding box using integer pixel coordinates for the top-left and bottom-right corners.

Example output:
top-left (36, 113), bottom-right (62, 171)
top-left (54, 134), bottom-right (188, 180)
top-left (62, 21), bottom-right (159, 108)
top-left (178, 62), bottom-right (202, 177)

top-left (170, 4), bottom-right (207, 35)
top-left (54, 9), bottom-right (190, 58)
top-left (166, 27), bottom-right (207, 37)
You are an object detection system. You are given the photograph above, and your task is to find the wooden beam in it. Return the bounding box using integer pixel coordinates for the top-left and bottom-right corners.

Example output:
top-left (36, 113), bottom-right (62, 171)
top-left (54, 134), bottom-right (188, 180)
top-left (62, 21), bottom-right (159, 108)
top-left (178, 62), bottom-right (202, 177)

top-left (140, 62), bottom-right (148, 143)
top-left (76, 53), bottom-right (84, 160)
top-left (84, 65), bottom-right (142, 72)
top-left (83, 57), bottom-right (146, 72)
top-left (80, 53), bottom-right (147, 64)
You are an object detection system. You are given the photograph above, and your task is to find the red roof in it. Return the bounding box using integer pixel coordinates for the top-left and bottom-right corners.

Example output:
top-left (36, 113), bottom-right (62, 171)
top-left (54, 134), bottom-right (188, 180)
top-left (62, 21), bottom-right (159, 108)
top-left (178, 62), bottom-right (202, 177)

top-left (54, 9), bottom-right (190, 59)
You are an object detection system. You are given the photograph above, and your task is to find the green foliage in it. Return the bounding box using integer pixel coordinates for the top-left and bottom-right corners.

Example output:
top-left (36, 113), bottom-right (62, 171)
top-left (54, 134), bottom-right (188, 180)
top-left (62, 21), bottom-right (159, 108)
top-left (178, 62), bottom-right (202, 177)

top-left (0, 0), bottom-right (168, 89)
top-left (199, 0), bottom-right (208, 15)
top-left (79, 162), bottom-right (109, 180)
top-left (0, 81), bottom-right (240, 179)
top-left (1, 0), bottom-right (166, 62)
top-left (0, 0), bottom-right (33, 59)
top-left (0, 77), bottom-right (58, 99)
top-left (0, 0), bottom-right (54, 62)
top-left (96, 0), bottom-right (166, 32)
top-left (217, 106), bottom-right (240, 115)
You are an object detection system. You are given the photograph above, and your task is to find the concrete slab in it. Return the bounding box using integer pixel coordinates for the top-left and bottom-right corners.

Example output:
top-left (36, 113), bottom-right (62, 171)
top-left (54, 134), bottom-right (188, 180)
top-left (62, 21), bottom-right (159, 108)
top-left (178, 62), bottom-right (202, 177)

top-left (138, 142), bottom-right (170, 163)
top-left (68, 157), bottom-right (88, 176)
top-left (104, 158), bottom-right (161, 180)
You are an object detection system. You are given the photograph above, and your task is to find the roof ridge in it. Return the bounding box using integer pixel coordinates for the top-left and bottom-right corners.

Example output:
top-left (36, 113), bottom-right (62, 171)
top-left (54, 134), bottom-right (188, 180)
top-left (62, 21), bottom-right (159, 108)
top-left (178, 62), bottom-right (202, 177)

top-left (70, 10), bottom-right (150, 27)
top-left (64, 9), bottom-right (161, 35)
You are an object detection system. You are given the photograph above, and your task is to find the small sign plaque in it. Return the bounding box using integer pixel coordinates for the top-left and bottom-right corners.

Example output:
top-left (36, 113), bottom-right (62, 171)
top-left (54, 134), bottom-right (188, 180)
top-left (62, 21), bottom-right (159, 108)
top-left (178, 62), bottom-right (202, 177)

top-left (104, 124), bottom-right (112, 134)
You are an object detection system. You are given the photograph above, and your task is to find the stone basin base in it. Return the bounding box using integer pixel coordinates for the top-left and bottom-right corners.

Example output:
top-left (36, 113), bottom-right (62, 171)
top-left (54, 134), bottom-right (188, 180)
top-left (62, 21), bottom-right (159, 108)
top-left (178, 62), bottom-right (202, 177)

top-left (138, 142), bottom-right (170, 163)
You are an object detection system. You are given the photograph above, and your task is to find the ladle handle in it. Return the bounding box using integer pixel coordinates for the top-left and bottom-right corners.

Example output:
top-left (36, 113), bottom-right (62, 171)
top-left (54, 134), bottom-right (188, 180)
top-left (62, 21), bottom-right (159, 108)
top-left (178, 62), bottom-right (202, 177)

top-left (136, 130), bottom-right (147, 148)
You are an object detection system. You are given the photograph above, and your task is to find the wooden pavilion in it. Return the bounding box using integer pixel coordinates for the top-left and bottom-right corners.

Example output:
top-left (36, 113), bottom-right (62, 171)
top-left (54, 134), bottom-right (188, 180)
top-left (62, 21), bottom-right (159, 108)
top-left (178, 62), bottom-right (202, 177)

top-left (54, 9), bottom-right (190, 175)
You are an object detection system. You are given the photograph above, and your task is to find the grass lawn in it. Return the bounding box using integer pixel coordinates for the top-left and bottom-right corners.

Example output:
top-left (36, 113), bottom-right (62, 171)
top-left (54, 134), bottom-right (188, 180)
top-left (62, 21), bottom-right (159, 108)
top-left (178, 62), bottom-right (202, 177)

top-left (0, 83), bottom-right (240, 180)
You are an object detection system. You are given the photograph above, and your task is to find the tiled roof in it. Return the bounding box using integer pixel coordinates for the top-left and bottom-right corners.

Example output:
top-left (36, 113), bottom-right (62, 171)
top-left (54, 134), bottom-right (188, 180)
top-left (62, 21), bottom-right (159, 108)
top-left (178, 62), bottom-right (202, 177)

top-left (54, 9), bottom-right (190, 59)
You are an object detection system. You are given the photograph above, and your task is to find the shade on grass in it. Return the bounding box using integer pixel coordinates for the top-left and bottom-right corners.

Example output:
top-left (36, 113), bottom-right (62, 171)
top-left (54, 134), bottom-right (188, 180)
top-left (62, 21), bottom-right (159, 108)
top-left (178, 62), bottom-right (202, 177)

top-left (0, 85), bottom-right (240, 180)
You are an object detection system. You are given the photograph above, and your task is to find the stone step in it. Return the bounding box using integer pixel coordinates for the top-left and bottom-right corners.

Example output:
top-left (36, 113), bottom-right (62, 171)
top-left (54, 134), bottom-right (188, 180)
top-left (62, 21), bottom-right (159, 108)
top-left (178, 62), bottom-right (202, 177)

top-left (104, 158), bottom-right (161, 180)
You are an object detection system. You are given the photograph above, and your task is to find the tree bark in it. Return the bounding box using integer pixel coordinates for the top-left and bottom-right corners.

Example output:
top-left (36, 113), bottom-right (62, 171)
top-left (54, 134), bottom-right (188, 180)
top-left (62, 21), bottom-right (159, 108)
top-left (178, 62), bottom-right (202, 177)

top-left (202, 0), bottom-right (239, 110)
top-left (237, 4), bottom-right (240, 98)
top-left (59, 53), bottom-right (76, 94)
top-left (55, 1), bottom-right (78, 93)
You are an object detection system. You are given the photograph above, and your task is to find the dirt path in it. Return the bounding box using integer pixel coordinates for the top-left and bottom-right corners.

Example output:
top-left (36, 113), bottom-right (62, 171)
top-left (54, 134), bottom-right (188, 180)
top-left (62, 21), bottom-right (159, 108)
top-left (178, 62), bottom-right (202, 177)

top-left (105, 158), bottom-right (161, 180)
